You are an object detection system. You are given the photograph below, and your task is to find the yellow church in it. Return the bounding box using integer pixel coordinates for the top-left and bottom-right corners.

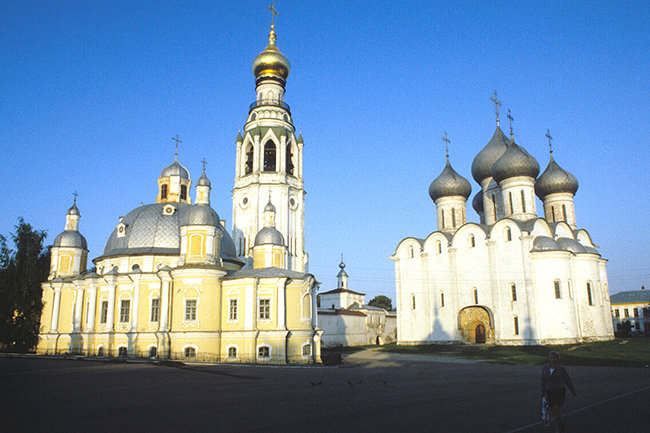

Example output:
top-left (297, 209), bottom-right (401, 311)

top-left (36, 20), bottom-right (322, 364)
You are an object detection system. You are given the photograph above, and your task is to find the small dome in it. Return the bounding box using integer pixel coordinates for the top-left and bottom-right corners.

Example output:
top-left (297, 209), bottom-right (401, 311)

top-left (535, 155), bottom-right (578, 199)
top-left (160, 159), bottom-right (190, 179)
top-left (197, 171), bottom-right (211, 187)
top-left (472, 191), bottom-right (484, 214)
top-left (557, 237), bottom-right (586, 253)
top-left (254, 226), bottom-right (284, 246)
top-left (428, 160), bottom-right (471, 202)
top-left (53, 230), bottom-right (87, 249)
top-left (180, 205), bottom-right (220, 226)
top-left (264, 200), bottom-right (276, 212)
top-left (531, 236), bottom-right (561, 251)
top-left (471, 126), bottom-right (509, 184)
top-left (67, 202), bottom-right (80, 216)
top-left (252, 27), bottom-right (290, 82)
top-left (491, 138), bottom-right (540, 183)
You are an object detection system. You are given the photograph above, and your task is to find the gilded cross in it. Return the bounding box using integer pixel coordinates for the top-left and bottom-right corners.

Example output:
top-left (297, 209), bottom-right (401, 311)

top-left (545, 129), bottom-right (553, 154)
top-left (442, 132), bottom-right (450, 160)
top-left (490, 90), bottom-right (502, 125)
top-left (268, 2), bottom-right (279, 25)
top-left (171, 135), bottom-right (182, 159)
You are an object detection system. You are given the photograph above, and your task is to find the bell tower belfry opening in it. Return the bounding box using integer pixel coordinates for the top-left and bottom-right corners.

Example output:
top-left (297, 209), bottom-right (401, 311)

top-left (232, 10), bottom-right (307, 272)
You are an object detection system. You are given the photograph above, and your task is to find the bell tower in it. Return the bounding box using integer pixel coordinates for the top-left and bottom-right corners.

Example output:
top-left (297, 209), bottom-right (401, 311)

top-left (232, 11), bottom-right (307, 272)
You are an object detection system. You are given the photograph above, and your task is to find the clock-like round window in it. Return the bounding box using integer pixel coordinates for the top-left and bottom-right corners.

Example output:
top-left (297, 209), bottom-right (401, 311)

top-left (289, 197), bottom-right (298, 209)
top-left (240, 197), bottom-right (249, 208)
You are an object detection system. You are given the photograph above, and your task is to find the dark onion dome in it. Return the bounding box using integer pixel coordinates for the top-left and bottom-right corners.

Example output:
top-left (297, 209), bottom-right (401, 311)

top-left (428, 159), bottom-right (472, 202)
top-left (472, 191), bottom-right (484, 214)
top-left (101, 203), bottom-right (239, 263)
top-left (53, 230), bottom-right (88, 249)
top-left (197, 171), bottom-right (211, 187)
top-left (471, 126), bottom-right (509, 184)
top-left (491, 138), bottom-right (540, 183)
top-left (534, 155), bottom-right (578, 199)
top-left (254, 226), bottom-right (284, 246)
top-left (252, 25), bottom-right (290, 82)
top-left (180, 204), bottom-right (219, 226)
top-left (160, 159), bottom-right (190, 179)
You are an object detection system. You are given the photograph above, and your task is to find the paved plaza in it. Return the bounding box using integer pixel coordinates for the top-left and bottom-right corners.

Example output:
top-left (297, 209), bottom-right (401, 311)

top-left (1, 349), bottom-right (648, 432)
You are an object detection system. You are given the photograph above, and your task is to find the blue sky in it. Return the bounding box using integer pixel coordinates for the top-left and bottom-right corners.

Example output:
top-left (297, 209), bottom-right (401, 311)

top-left (1, 1), bottom-right (648, 300)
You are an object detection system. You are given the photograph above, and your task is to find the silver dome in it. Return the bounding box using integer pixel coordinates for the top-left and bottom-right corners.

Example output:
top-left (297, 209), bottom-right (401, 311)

top-left (53, 230), bottom-right (88, 249)
top-left (180, 205), bottom-right (220, 226)
top-left (535, 155), bottom-right (578, 199)
top-left (254, 226), bottom-right (284, 246)
top-left (197, 171), bottom-right (211, 187)
top-left (557, 237), bottom-right (586, 253)
top-left (264, 200), bottom-right (276, 212)
top-left (471, 126), bottom-right (509, 183)
top-left (67, 203), bottom-right (80, 216)
top-left (428, 160), bottom-right (471, 202)
top-left (472, 191), bottom-right (483, 214)
top-left (531, 236), bottom-right (561, 251)
top-left (160, 160), bottom-right (190, 179)
top-left (491, 138), bottom-right (540, 183)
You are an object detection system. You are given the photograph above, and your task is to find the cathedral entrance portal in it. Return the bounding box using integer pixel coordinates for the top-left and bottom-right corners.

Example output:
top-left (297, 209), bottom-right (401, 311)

top-left (458, 306), bottom-right (494, 344)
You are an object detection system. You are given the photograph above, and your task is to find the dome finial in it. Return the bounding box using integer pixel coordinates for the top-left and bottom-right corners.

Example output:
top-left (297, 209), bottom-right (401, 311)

top-left (267, 2), bottom-right (279, 45)
top-left (545, 129), bottom-right (553, 156)
top-left (507, 109), bottom-right (514, 141)
top-left (490, 90), bottom-right (502, 127)
top-left (339, 253), bottom-right (345, 268)
top-left (171, 134), bottom-right (182, 161)
top-left (72, 190), bottom-right (78, 206)
top-left (201, 157), bottom-right (207, 174)
top-left (442, 131), bottom-right (450, 163)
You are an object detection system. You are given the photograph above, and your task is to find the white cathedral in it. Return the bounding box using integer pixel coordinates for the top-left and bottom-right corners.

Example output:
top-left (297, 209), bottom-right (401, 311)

top-left (392, 104), bottom-right (614, 345)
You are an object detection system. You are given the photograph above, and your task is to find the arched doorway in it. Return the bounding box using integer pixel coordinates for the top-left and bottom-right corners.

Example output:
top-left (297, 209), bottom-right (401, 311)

top-left (458, 306), bottom-right (494, 344)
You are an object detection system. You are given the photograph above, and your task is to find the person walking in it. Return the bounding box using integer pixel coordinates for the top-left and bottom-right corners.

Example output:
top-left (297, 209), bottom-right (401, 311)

top-left (541, 351), bottom-right (577, 433)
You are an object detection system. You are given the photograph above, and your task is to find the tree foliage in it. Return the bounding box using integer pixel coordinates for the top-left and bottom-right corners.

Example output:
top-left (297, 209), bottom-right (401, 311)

top-left (368, 295), bottom-right (393, 311)
top-left (0, 218), bottom-right (50, 352)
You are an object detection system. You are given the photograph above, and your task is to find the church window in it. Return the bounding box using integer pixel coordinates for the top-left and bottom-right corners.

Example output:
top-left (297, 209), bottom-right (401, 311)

top-left (633, 308), bottom-right (639, 318)
top-left (258, 346), bottom-right (270, 359)
top-left (550, 206), bottom-right (556, 222)
top-left (562, 204), bottom-right (568, 221)
top-left (184, 346), bottom-right (196, 359)
top-left (148, 346), bottom-right (157, 358)
top-left (118, 346), bottom-right (128, 357)
top-left (508, 192), bottom-right (514, 215)
top-left (440, 292), bottom-right (445, 308)
top-left (554, 280), bottom-right (562, 299)
top-left (614, 309), bottom-right (619, 318)
top-left (624, 309), bottom-right (629, 318)
top-left (568, 281), bottom-right (573, 299)
top-left (441, 208), bottom-right (445, 228)
top-left (259, 298), bottom-right (271, 320)
top-left (514, 316), bottom-right (519, 335)
top-left (587, 282), bottom-right (594, 305)
top-left (505, 227), bottom-right (512, 241)
top-left (180, 185), bottom-right (187, 201)
top-left (302, 344), bottom-right (311, 357)
top-left (492, 194), bottom-right (497, 218)
top-left (511, 283), bottom-right (517, 301)
top-left (469, 234), bottom-right (475, 248)
top-left (437, 241), bottom-right (442, 254)
top-left (185, 299), bottom-right (197, 321)
top-left (244, 144), bottom-right (254, 174)
top-left (473, 289), bottom-right (479, 304)
top-left (97, 347), bottom-right (104, 357)
top-left (263, 141), bottom-right (276, 171)
top-left (229, 299), bottom-right (238, 321)
top-left (286, 142), bottom-right (294, 175)
top-left (100, 301), bottom-right (108, 324)
top-left (452, 208), bottom-right (456, 228)
top-left (228, 347), bottom-right (237, 359)
top-left (119, 300), bottom-right (130, 323)
top-left (150, 298), bottom-right (160, 322)
top-left (411, 294), bottom-right (416, 310)
top-left (161, 184), bottom-right (168, 199)
top-left (521, 190), bottom-right (526, 213)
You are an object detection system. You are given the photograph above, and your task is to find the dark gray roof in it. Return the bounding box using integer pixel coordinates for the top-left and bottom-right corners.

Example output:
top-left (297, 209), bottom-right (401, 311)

top-left (224, 267), bottom-right (309, 280)
top-left (471, 126), bottom-right (509, 183)
top-left (556, 237), bottom-right (586, 253)
top-left (160, 159), bottom-right (190, 179)
top-left (180, 204), bottom-right (220, 227)
top-left (535, 154), bottom-right (579, 199)
top-left (53, 230), bottom-right (88, 250)
top-left (610, 290), bottom-right (650, 304)
top-left (531, 236), bottom-right (562, 252)
top-left (492, 138), bottom-right (540, 183)
top-left (428, 159), bottom-right (471, 201)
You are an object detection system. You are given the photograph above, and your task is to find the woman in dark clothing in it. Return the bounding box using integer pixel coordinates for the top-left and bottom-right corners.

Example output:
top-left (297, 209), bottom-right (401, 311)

top-left (541, 351), bottom-right (577, 433)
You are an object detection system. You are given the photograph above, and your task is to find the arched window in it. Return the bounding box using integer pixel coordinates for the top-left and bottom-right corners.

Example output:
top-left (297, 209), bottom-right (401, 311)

top-left (411, 294), bottom-right (416, 310)
top-left (586, 282), bottom-right (593, 305)
top-left (180, 185), bottom-right (187, 201)
top-left (513, 316), bottom-right (519, 335)
top-left (184, 346), bottom-right (197, 359)
top-left (97, 346), bottom-right (104, 357)
top-left (118, 346), bottom-right (128, 357)
top-left (505, 227), bottom-right (512, 241)
top-left (521, 190), bottom-right (526, 213)
top-left (441, 209), bottom-right (445, 228)
top-left (244, 144), bottom-right (254, 174)
top-left (228, 346), bottom-right (237, 359)
top-left (161, 184), bottom-right (168, 199)
top-left (407, 246), bottom-right (414, 259)
top-left (440, 292), bottom-right (445, 308)
top-left (550, 205), bottom-right (556, 222)
top-left (452, 208), bottom-right (456, 228)
top-left (508, 192), bottom-right (514, 215)
top-left (562, 204), bottom-right (568, 221)
top-left (554, 280), bottom-right (562, 299)
top-left (263, 140), bottom-right (276, 171)
top-left (469, 234), bottom-right (475, 248)
top-left (473, 288), bottom-right (479, 304)
top-left (511, 283), bottom-right (517, 301)
top-left (148, 346), bottom-right (157, 358)
top-left (437, 241), bottom-right (442, 254)
top-left (286, 142), bottom-right (294, 175)
top-left (492, 194), bottom-right (497, 218)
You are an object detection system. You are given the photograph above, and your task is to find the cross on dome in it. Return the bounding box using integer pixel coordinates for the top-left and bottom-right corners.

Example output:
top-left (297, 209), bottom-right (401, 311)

top-left (507, 109), bottom-right (514, 140)
top-left (490, 90), bottom-right (502, 126)
top-left (201, 157), bottom-right (208, 172)
top-left (171, 135), bottom-right (182, 160)
top-left (545, 129), bottom-right (553, 154)
top-left (442, 132), bottom-right (450, 161)
top-left (72, 190), bottom-right (78, 204)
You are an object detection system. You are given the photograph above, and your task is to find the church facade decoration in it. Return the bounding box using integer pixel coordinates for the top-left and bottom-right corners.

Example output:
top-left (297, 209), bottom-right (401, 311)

top-left (36, 19), bottom-right (321, 363)
top-left (392, 97), bottom-right (614, 345)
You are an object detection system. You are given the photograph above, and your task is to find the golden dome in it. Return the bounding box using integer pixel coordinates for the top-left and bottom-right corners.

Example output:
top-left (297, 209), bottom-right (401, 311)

top-left (252, 25), bottom-right (290, 81)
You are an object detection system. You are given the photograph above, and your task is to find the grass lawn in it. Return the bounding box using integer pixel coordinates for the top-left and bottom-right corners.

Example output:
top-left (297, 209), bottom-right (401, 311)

top-left (379, 338), bottom-right (650, 367)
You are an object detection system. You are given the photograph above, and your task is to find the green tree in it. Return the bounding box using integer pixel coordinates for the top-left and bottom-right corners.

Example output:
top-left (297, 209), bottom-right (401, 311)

top-left (368, 295), bottom-right (393, 311)
top-left (0, 218), bottom-right (50, 352)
